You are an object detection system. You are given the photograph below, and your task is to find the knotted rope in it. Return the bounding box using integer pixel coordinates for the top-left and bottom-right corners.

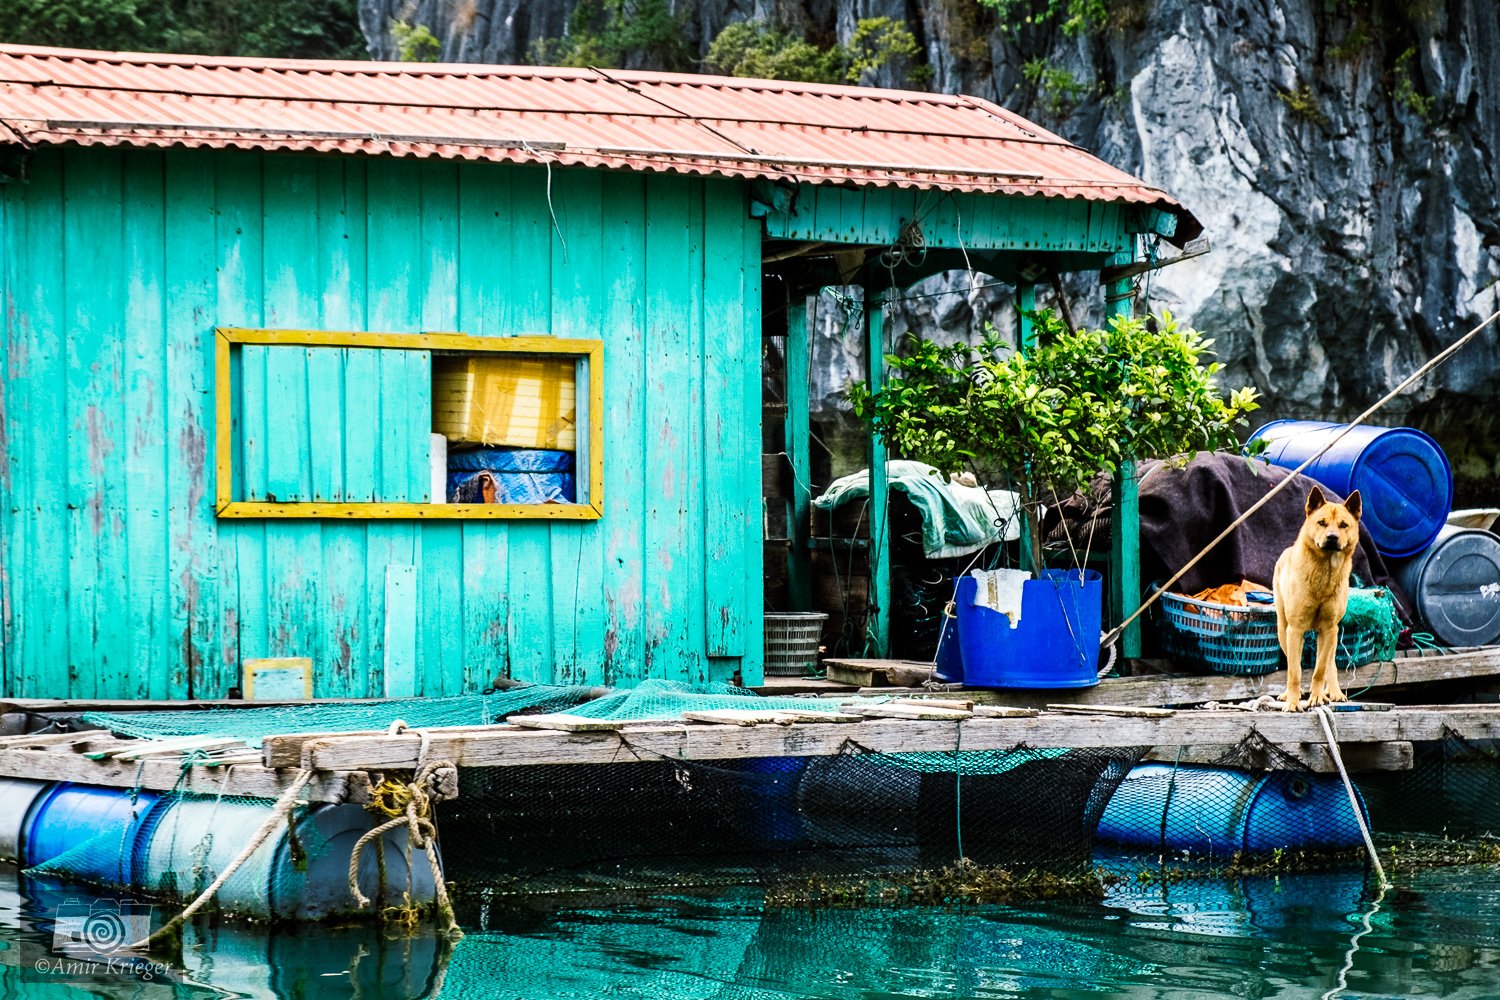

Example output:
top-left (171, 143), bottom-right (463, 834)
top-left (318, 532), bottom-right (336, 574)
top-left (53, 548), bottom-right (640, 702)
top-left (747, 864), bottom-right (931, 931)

top-left (347, 722), bottom-right (462, 938)
top-left (128, 768), bottom-right (315, 952)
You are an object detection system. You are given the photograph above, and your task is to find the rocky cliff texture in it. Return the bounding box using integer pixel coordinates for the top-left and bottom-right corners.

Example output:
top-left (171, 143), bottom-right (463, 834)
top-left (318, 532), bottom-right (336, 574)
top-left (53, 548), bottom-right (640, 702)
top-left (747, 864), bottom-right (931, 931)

top-left (361, 0), bottom-right (1500, 496)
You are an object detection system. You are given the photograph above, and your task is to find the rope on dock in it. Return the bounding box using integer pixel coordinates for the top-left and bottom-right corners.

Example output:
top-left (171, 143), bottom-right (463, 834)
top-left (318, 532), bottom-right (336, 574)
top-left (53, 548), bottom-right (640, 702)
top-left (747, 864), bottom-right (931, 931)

top-left (127, 767), bottom-right (316, 952)
top-left (347, 722), bottom-right (462, 938)
top-left (1104, 304), bottom-right (1500, 648)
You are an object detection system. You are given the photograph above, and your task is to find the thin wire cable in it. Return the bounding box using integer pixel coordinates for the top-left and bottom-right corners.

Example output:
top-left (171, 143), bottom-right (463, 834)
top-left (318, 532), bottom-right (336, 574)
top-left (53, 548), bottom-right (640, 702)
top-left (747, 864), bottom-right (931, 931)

top-left (1105, 304), bottom-right (1500, 647)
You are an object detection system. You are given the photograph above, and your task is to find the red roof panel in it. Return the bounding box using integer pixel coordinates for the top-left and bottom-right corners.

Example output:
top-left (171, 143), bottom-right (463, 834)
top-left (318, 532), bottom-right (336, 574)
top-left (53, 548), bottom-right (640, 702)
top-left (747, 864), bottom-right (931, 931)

top-left (0, 44), bottom-right (1200, 241)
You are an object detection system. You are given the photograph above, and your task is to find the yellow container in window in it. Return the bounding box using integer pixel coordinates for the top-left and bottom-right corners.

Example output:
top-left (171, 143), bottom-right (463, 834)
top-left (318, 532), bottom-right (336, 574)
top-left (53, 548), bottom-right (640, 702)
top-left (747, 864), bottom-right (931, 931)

top-left (432, 355), bottom-right (577, 451)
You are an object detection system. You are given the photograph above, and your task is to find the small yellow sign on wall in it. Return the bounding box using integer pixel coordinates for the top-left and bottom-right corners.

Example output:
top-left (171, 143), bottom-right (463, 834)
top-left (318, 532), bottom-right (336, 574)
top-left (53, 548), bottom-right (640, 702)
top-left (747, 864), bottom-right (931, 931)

top-left (243, 657), bottom-right (313, 700)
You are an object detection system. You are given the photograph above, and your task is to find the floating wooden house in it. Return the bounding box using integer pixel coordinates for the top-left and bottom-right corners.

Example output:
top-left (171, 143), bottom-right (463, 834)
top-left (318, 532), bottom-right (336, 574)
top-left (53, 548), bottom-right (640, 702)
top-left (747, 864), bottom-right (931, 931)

top-left (0, 44), bottom-right (1200, 700)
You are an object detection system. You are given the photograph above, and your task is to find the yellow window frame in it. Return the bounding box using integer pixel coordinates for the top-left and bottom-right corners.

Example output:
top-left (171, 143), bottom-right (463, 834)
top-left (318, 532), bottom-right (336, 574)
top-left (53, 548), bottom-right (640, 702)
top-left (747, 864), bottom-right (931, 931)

top-left (214, 328), bottom-right (604, 520)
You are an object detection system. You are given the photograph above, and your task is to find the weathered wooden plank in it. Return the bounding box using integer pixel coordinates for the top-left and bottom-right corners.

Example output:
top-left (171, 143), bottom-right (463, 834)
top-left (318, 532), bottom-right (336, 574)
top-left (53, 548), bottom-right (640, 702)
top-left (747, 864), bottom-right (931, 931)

top-left (6, 159), bottom-right (52, 697)
top-left (313, 158), bottom-right (370, 699)
top-left (412, 161), bottom-right (464, 697)
top-left (683, 709), bottom-right (863, 726)
top-left (971, 705), bottom-right (1041, 718)
top-left (889, 698), bottom-right (976, 711)
top-left (383, 564), bottom-right (418, 698)
top-left (260, 722), bottom-right (510, 767)
top-left (548, 167), bottom-right (607, 686)
top-left (0, 731), bottom-right (103, 749)
top-left (598, 171), bottom-right (647, 688)
top-left (121, 153), bottom-right (171, 700)
top-left (826, 659), bottom-right (934, 688)
top-left (822, 647), bottom-right (1500, 708)
top-left (62, 149), bottom-right (120, 698)
top-left (98, 736), bottom-right (246, 761)
top-left (510, 714), bottom-right (624, 733)
top-left (502, 166), bottom-right (556, 683)
top-left (161, 150), bottom-right (224, 700)
top-left (299, 707), bottom-right (1500, 770)
top-left (761, 186), bottom-right (1133, 254)
top-left (0, 749), bottom-right (351, 801)
top-left (853, 703), bottom-right (973, 721)
top-left (703, 180), bottom-right (752, 662)
top-left (1047, 704), bottom-right (1175, 718)
top-left (643, 173), bottom-right (696, 682)
top-left (1144, 741), bottom-right (1415, 773)
top-left (362, 158), bottom-right (424, 696)
top-left (455, 163), bottom-right (512, 691)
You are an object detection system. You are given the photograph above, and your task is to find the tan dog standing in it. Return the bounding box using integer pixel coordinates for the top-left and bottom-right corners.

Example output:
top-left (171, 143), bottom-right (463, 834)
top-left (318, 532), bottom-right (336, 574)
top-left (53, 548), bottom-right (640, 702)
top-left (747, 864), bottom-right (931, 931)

top-left (1273, 486), bottom-right (1363, 712)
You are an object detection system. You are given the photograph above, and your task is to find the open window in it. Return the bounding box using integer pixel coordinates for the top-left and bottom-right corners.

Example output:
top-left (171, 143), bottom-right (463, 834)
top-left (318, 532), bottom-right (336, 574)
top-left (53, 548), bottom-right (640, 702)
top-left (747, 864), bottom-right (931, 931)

top-left (214, 328), bottom-right (603, 519)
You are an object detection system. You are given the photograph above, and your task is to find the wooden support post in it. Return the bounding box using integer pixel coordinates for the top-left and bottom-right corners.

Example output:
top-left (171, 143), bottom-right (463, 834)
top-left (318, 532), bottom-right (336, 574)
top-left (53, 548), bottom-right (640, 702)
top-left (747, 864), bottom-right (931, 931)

top-left (1017, 281), bottom-right (1037, 572)
top-left (1017, 282), bottom-right (1037, 352)
top-left (785, 294), bottom-right (814, 609)
top-left (1106, 276), bottom-right (1141, 658)
top-left (865, 289), bottom-right (891, 657)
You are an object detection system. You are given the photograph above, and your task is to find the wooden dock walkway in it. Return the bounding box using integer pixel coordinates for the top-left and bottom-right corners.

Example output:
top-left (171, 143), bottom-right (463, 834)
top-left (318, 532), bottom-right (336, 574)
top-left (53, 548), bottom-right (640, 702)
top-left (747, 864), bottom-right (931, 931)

top-left (804, 646), bottom-right (1500, 708)
top-left (2, 702), bottom-right (1497, 804)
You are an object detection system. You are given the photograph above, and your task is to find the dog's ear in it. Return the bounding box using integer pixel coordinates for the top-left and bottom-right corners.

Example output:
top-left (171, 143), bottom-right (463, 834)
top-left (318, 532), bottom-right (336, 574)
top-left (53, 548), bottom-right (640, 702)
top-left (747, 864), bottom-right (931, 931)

top-left (1305, 485), bottom-right (1326, 515)
top-left (1344, 489), bottom-right (1361, 520)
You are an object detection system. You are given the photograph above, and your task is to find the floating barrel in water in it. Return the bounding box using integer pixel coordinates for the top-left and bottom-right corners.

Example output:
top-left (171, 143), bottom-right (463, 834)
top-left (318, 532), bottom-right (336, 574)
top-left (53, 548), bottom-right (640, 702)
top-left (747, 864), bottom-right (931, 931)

top-left (1246, 420), bottom-right (1452, 558)
top-left (20, 783), bottom-right (437, 920)
top-left (1392, 524), bottom-right (1500, 647)
top-left (22, 783), bottom-right (160, 870)
top-left (130, 797), bottom-right (438, 920)
top-left (0, 778), bottom-right (52, 862)
top-left (1097, 764), bottom-right (1367, 854)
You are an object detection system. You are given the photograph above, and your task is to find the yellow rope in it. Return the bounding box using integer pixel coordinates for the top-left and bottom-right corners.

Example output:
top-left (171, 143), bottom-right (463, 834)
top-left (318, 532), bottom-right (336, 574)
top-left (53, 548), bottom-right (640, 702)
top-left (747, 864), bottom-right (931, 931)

top-left (347, 759), bottom-right (462, 939)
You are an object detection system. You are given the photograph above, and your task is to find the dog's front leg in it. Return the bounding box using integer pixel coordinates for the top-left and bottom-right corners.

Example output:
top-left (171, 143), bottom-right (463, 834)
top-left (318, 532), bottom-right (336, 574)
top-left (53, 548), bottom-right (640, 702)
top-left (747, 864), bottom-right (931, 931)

top-left (1308, 625), bottom-right (1342, 706)
top-left (1280, 623), bottom-right (1305, 713)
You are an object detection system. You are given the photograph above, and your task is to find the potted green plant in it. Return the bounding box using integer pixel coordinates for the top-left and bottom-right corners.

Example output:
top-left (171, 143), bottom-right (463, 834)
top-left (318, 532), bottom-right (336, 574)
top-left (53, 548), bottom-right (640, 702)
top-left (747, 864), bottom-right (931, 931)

top-left (850, 309), bottom-right (1260, 686)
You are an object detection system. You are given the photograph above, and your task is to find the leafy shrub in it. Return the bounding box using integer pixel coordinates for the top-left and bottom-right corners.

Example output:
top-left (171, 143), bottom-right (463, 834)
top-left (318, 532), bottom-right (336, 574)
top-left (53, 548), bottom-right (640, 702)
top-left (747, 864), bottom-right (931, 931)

top-left (850, 310), bottom-right (1259, 572)
top-left (706, 17), bottom-right (919, 85)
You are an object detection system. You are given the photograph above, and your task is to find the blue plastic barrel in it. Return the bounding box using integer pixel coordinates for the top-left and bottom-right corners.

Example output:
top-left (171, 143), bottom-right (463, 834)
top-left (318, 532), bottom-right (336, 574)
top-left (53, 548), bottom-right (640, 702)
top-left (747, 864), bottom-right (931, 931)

top-left (22, 784), bottom-right (160, 869)
top-left (1097, 764), bottom-right (1366, 853)
top-left (1245, 420), bottom-right (1452, 558)
top-left (1392, 524), bottom-right (1500, 647)
top-left (129, 797), bottom-right (438, 920)
top-left (955, 570), bottom-right (1101, 689)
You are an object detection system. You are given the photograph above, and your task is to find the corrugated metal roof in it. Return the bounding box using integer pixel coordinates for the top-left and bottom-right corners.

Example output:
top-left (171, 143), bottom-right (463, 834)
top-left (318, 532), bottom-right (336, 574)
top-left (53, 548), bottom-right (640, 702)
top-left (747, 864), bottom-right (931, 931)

top-left (0, 44), bottom-right (1200, 241)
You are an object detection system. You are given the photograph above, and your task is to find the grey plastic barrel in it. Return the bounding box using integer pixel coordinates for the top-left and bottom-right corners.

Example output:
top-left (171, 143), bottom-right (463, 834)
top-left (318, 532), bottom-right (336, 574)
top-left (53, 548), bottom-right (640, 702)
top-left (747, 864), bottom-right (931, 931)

top-left (1392, 524), bottom-right (1500, 647)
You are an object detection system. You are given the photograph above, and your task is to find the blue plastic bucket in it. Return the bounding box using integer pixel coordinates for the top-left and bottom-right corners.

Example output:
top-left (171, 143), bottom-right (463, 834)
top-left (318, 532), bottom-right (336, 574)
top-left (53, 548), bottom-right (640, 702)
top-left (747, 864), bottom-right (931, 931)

top-left (955, 569), bottom-right (1102, 689)
top-left (1392, 524), bottom-right (1500, 646)
top-left (1097, 764), bottom-right (1367, 853)
top-left (1245, 419), bottom-right (1452, 558)
top-left (22, 783), bottom-right (160, 869)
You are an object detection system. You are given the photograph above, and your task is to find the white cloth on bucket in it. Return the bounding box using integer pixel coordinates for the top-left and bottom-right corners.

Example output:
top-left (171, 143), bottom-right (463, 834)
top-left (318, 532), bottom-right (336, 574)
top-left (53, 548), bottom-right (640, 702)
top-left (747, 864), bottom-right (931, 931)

top-left (971, 568), bottom-right (1031, 628)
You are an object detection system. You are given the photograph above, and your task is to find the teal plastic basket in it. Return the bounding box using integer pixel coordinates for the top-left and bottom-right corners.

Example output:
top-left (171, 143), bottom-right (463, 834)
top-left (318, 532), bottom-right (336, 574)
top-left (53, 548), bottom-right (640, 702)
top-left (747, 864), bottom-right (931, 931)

top-left (1299, 626), bottom-right (1377, 671)
top-left (1155, 591), bottom-right (1282, 675)
top-left (1156, 590), bottom-right (1379, 676)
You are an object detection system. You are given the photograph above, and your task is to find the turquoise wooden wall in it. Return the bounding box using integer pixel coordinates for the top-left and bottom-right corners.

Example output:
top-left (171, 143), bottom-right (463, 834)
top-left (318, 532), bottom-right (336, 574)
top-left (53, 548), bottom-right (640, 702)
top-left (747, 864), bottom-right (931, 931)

top-left (0, 148), bottom-right (764, 699)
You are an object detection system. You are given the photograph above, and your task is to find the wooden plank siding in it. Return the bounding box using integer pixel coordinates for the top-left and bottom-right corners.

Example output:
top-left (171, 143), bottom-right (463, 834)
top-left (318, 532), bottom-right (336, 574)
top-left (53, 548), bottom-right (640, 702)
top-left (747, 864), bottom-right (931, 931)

top-left (0, 148), bottom-right (764, 698)
top-left (761, 183), bottom-right (1135, 255)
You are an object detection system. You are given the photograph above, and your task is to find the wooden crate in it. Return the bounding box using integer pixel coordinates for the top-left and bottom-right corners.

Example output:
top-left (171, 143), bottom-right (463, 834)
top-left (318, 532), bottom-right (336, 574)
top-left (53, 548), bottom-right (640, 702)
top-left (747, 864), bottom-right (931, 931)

top-left (432, 355), bottom-right (576, 450)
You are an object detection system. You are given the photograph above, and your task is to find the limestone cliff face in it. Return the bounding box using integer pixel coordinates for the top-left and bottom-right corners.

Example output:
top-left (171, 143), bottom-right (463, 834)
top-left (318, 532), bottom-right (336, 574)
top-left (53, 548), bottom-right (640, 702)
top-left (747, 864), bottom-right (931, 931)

top-left (360, 0), bottom-right (1500, 494)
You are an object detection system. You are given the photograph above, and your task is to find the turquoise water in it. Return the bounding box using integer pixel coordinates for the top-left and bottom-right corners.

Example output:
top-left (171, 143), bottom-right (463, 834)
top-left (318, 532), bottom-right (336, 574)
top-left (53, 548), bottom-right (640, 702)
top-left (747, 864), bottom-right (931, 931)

top-left (3, 863), bottom-right (1499, 998)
